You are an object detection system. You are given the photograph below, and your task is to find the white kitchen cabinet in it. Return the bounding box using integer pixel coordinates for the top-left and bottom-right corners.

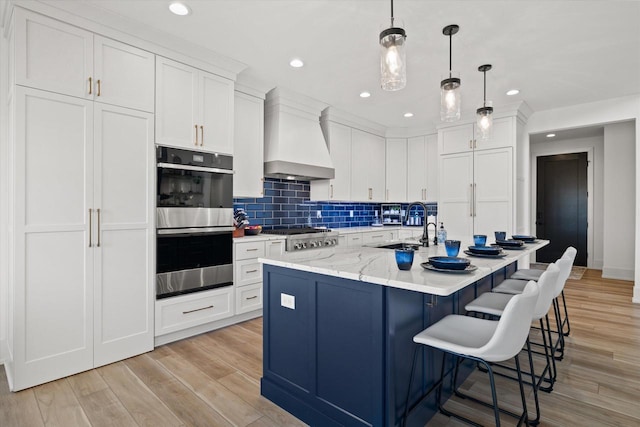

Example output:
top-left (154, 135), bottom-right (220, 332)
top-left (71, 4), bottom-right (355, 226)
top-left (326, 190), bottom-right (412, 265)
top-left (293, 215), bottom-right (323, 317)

top-left (351, 128), bottom-right (386, 201)
top-left (14, 9), bottom-right (154, 111)
top-left (311, 121), bottom-right (352, 200)
top-left (385, 138), bottom-right (407, 201)
top-left (439, 118), bottom-right (515, 240)
top-left (9, 87), bottom-right (154, 390)
top-left (233, 91), bottom-right (264, 197)
top-left (156, 56), bottom-right (234, 154)
top-left (362, 229), bottom-right (398, 245)
top-left (346, 233), bottom-right (364, 246)
top-left (233, 238), bottom-right (284, 315)
top-left (407, 134), bottom-right (438, 202)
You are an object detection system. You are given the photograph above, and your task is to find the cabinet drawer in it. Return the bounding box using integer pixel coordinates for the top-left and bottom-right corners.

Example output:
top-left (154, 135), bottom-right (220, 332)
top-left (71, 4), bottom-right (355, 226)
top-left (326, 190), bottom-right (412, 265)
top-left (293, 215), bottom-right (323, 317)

top-left (155, 287), bottom-right (233, 336)
top-left (235, 282), bottom-right (262, 314)
top-left (346, 233), bottom-right (363, 246)
top-left (235, 259), bottom-right (263, 287)
top-left (362, 231), bottom-right (391, 244)
top-left (235, 241), bottom-right (265, 260)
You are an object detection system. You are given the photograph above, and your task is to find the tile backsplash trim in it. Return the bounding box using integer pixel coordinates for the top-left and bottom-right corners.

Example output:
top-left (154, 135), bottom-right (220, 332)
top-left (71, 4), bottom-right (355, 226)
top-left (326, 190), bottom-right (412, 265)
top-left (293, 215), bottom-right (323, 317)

top-left (234, 178), bottom-right (437, 229)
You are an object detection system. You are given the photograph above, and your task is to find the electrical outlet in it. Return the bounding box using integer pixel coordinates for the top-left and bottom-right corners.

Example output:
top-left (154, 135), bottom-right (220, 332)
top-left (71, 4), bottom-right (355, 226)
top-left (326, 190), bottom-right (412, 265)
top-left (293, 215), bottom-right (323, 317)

top-left (350, 210), bottom-right (354, 217)
top-left (316, 210), bottom-right (322, 218)
top-left (281, 293), bottom-right (295, 310)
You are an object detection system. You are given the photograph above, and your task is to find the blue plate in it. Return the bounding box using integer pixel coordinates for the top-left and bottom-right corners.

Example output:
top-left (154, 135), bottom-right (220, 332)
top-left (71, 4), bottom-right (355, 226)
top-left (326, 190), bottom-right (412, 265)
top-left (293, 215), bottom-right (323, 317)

top-left (512, 235), bottom-right (536, 243)
top-left (495, 239), bottom-right (525, 247)
top-left (467, 245), bottom-right (502, 255)
top-left (428, 256), bottom-right (471, 270)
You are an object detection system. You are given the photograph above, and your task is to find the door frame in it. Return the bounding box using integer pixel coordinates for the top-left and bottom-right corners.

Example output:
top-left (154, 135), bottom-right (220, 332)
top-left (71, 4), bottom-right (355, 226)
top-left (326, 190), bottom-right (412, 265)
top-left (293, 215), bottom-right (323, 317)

top-left (530, 147), bottom-right (594, 267)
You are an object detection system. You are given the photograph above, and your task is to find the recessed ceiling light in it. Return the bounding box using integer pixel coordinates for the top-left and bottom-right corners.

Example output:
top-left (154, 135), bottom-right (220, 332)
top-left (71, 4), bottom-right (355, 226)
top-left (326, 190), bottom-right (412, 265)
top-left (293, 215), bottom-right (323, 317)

top-left (169, 2), bottom-right (191, 16)
top-left (506, 89), bottom-right (520, 96)
top-left (404, 112), bottom-right (414, 118)
top-left (360, 91), bottom-right (371, 98)
top-left (286, 176), bottom-right (296, 180)
top-left (289, 58), bottom-right (304, 68)
top-left (546, 133), bottom-right (556, 138)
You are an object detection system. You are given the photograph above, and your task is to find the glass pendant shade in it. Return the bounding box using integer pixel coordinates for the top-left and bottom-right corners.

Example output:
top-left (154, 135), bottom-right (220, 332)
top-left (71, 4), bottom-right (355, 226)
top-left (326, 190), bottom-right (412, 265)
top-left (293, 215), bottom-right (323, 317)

top-left (476, 102), bottom-right (494, 141)
top-left (440, 77), bottom-right (461, 122)
top-left (380, 27), bottom-right (406, 91)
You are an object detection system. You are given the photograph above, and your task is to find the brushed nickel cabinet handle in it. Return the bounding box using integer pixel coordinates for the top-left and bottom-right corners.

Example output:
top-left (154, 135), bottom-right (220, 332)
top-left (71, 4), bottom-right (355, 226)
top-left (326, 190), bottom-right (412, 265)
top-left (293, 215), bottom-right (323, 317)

top-left (200, 125), bottom-right (204, 146)
top-left (97, 79), bottom-right (101, 96)
top-left (88, 208), bottom-right (93, 247)
top-left (330, 184), bottom-right (334, 198)
top-left (194, 124), bottom-right (198, 146)
top-left (183, 305), bottom-right (213, 314)
top-left (246, 269), bottom-right (258, 274)
top-left (88, 77), bottom-right (92, 95)
top-left (469, 139), bottom-right (472, 149)
top-left (469, 184), bottom-right (473, 217)
top-left (246, 248), bottom-right (258, 252)
top-left (246, 296), bottom-right (258, 300)
top-left (368, 188), bottom-right (372, 200)
top-left (473, 183), bottom-right (477, 217)
top-left (97, 208), bottom-right (101, 247)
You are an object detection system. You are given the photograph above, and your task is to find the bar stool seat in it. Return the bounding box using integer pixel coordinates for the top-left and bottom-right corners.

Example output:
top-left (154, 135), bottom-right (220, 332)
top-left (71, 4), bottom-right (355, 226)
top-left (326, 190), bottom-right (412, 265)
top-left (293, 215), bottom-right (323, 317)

top-left (465, 292), bottom-right (513, 317)
top-left (492, 278), bottom-right (529, 295)
top-left (511, 269), bottom-right (544, 281)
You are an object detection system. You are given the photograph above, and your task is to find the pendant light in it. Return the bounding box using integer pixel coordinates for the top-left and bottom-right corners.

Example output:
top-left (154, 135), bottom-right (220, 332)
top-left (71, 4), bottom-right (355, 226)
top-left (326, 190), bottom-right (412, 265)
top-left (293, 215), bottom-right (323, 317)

top-left (440, 24), bottom-right (461, 122)
top-left (379, 0), bottom-right (406, 91)
top-left (476, 64), bottom-right (493, 141)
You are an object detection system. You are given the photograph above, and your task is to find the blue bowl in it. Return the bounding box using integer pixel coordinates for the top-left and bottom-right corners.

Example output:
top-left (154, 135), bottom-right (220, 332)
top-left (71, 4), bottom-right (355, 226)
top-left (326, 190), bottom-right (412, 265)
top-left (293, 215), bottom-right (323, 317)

top-left (444, 239), bottom-right (461, 257)
top-left (428, 256), bottom-right (470, 271)
top-left (395, 249), bottom-right (415, 270)
top-left (468, 245), bottom-right (502, 255)
top-left (473, 235), bottom-right (487, 246)
top-left (512, 235), bottom-right (536, 243)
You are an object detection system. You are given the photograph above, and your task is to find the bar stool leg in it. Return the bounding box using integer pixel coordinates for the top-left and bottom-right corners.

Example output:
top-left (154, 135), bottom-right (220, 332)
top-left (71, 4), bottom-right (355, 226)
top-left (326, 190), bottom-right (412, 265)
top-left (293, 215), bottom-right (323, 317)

top-left (561, 290), bottom-right (571, 336)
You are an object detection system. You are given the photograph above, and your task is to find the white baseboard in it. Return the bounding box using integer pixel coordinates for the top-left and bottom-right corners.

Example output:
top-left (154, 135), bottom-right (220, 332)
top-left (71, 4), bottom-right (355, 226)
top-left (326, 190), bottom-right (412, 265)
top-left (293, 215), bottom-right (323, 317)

top-left (602, 267), bottom-right (634, 281)
top-left (592, 259), bottom-right (604, 270)
top-left (0, 338), bottom-right (6, 365)
top-left (633, 286), bottom-right (640, 304)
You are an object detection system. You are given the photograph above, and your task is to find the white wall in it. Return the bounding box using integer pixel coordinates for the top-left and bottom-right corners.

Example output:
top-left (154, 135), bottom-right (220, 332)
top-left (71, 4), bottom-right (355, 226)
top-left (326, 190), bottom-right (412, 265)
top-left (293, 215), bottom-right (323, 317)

top-left (0, 1), bottom-right (8, 364)
top-left (603, 122), bottom-right (636, 280)
top-left (526, 95), bottom-right (640, 303)
top-left (530, 135), bottom-right (604, 269)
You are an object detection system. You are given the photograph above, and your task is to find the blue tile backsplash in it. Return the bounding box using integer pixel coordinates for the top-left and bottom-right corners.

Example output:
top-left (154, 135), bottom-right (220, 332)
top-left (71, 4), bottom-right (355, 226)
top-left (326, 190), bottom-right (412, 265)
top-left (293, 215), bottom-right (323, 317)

top-left (234, 178), bottom-right (437, 229)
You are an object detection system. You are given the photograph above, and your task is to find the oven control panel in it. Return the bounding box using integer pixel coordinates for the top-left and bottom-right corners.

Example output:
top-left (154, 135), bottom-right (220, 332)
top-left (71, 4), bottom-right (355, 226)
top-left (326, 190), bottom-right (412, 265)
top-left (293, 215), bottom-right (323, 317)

top-left (287, 236), bottom-right (339, 251)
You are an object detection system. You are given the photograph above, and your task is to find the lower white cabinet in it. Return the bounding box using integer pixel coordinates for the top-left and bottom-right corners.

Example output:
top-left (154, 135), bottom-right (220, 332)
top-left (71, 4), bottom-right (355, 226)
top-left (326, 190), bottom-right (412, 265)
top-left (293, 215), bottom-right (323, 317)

top-left (234, 238), bottom-right (284, 314)
top-left (346, 233), bottom-right (364, 246)
top-left (362, 229), bottom-right (398, 245)
top-left (155, 287), bottom-right (234, 336)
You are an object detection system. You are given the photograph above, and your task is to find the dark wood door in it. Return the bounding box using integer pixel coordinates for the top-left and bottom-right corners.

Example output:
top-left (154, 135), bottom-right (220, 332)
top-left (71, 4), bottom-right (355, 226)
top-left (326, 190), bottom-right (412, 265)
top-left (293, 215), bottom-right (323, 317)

top-left (536, 153), bottom-right (588, 265)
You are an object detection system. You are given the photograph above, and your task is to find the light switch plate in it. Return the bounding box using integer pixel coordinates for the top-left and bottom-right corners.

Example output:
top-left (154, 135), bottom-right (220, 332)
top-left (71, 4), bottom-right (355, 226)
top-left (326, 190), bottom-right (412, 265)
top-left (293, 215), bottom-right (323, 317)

top-left (281, 293), bottom-right (295, 310)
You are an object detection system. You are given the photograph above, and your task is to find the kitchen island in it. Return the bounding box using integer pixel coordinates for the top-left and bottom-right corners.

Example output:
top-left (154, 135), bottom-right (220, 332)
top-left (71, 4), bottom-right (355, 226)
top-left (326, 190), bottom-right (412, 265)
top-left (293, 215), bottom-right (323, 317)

top-left (259, 240), bottom-right (549, 427)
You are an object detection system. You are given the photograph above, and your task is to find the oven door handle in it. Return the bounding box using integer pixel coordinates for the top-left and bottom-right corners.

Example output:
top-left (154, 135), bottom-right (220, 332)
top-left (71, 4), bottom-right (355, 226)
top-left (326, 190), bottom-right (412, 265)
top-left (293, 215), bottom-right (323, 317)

top-left (157, 226), bottom-right (235, 235)
top-left (157, 162), bottom-right (234, 175)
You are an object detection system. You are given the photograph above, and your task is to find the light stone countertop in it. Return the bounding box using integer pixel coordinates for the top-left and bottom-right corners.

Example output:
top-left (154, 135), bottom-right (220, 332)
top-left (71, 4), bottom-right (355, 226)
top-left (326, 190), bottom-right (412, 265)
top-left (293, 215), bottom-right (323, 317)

top-left (259, 240), bottom-right (549, 296)
top-left (233, 234), bottom-right (287, 243)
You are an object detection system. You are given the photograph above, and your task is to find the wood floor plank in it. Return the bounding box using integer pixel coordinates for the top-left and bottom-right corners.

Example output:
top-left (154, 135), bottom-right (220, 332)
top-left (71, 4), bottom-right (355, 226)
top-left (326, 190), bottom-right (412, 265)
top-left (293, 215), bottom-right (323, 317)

top-left (0, 368), bottom-right (45, 427)
top-left (125, 354), bottom-right (233, 427)
top-left (33, 380), bottom-right (91, 427)
top-left (168, 338), bottom-right (236, 380)
top-left (98, 362), bottom-right (184, 427)
top-left (157, 354), bottom-right (263, 426)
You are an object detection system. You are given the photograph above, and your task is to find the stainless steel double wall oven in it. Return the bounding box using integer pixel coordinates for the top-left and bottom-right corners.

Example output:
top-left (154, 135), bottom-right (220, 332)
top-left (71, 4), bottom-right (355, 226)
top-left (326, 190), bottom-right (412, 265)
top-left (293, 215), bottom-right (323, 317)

top-left (156, 146), bottom-right (234, 299)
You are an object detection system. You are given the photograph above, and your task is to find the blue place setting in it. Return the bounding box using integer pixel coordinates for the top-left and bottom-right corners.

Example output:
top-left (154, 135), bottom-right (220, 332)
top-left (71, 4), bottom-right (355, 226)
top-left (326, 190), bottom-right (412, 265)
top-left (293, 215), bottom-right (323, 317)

top-left (444, 239), bottom-right (461, 257)
top-left (473, 234), bottom-right (487, 246)
top-left (422, 256), bottom-right (477, 273)
top-left (512, 234), bottom-right (537, 243)
top-left (493, 239), bottom-right (525, 249)
top-left (467, 245), bottom-right (502, 255)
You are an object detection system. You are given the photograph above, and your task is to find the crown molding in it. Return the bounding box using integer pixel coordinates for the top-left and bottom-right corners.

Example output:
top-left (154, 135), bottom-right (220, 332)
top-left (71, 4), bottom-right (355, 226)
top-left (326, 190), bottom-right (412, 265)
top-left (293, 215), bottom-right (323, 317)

top-left (321, 106), bottom-right (387, 137)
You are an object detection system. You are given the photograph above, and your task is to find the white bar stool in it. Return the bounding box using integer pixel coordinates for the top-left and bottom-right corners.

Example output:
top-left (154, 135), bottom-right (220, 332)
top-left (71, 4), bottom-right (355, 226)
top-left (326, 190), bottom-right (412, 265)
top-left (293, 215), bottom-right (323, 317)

top-left (404, 281), bottom-right (539, 427)
top-left (464, 263), bottom-right (561, 425)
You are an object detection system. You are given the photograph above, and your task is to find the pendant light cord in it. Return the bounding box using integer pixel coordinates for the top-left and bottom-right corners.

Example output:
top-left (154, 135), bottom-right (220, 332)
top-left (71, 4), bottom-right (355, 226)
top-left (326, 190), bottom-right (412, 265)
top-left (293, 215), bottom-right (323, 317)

top-left (390, 0), bottom-right (395, 27)
top-left (483, 70), bottom-right (487, 107)
top-left (449, 32), bottom-right (452, 78)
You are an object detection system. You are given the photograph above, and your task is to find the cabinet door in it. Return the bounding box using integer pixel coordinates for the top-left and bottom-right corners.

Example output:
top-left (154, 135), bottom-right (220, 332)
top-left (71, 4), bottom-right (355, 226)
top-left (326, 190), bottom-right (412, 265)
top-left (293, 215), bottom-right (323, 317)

top-left (265, 239), bottom-right (285, 257)
top-left (473, 117), bottom-right (513, 151)
top-left (351, 129), bottom-right (385, 201)
top-left (233, 92), bottom-right (264, 197)
top-left (425, 134), bottom-right (439, 202)
top-left (155, 57), bottom-right (198, 149)
top-left (199, 71), bottom-right (234, 154)
top-left (13, 87), bottom-right (94, 390)
top-left (438, 152), bottom-right (474, 240)
top-left (407, 136), bottom-right (427, 201)
top-left (439, 124), bottom-right (474, 155)
top-left (385, 138), bottom-right (407, 201)
top-left (15, 9), bottom-right (93, 99)
top-left (93, 104), bottom-right (154, 367)
top-left (473, 147), bottom-right (513, 236)
top-left (328, 122), bottom-right (351, 200)
top-left (94, 36), bottom-right (155, 112)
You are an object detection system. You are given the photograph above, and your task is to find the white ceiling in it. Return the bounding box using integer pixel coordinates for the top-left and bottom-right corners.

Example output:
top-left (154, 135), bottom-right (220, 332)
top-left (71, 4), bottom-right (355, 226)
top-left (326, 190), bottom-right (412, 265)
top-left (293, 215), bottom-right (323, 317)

top-left (51, 0), bottom-right (640, 129)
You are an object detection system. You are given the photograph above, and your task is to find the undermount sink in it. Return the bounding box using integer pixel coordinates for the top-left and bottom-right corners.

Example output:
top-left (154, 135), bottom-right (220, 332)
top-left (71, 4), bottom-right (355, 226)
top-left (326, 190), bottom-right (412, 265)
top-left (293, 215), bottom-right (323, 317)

top-left (375, 242), bottom-right (421, 250)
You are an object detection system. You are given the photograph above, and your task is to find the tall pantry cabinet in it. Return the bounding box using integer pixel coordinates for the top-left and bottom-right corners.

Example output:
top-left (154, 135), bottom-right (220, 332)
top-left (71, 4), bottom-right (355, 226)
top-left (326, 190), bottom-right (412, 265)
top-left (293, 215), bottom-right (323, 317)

top-left (4, 8), bottom-right (155, 390)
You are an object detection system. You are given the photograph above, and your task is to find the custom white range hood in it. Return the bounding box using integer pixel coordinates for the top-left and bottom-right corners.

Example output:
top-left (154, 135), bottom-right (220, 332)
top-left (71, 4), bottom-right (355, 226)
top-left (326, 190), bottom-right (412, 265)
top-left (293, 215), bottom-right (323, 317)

top-left (264, 87), bottom-right (335, 181)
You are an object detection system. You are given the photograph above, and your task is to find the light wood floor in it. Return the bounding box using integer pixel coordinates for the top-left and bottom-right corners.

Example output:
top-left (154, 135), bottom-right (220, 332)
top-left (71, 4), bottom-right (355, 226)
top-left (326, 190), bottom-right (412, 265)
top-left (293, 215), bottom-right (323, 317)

top-left (1, 269), bottom-right (638, 427)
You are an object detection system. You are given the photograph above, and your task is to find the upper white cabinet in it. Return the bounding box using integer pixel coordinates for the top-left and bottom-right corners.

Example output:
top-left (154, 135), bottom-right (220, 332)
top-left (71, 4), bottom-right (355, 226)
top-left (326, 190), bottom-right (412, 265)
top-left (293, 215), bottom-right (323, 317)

top-left (385, 138), bottom-right (407, 201)
top-left (438, 115), bottom-right (521, 240)
top-left (233, 91), bottom-right (264, 197)
top-left (351, 129), bottom-right (386, 201)
top-left (9, 87), bottom-right (154, 390)
top-left (407, 134), bottom-right (438, 202)
top-left (156, 56), bottom-right (234, 154)
top-left (311, 121), bottom-right (352, 200)
top-left (14, 9), bottom-right (154, 112)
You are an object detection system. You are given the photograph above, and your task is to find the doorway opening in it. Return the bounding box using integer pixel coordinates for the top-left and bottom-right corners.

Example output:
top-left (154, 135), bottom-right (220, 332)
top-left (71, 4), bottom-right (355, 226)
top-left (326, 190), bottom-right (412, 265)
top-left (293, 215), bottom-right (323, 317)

top-left (536, 153), bottom-right (588, 266)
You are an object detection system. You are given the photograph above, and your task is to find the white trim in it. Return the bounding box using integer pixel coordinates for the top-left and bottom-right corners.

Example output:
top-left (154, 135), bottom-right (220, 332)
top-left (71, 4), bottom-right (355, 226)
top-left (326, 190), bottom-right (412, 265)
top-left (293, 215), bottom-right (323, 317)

top-left (321, 106), bottom-right (386, 137)
top-left (602, 267), bottom-right (634, 282)
top-left (530, 146), bottom-right (595, 268)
